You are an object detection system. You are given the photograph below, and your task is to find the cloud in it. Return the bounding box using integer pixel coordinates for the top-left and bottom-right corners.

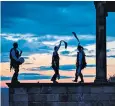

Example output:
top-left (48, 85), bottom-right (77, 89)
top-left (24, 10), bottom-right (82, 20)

top-left (1, 33), bottom-right (115, 61)
top-left (66, 40), bottom-right (115, 57)
top-left (1, 33), bottom-right (53, 53)
top-left (1, 33), bottom-right (98, 55)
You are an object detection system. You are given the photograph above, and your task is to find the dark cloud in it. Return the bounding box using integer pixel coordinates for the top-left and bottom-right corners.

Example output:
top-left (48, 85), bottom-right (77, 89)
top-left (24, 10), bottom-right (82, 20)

top-left (1, 1), bottom-right (96, 35)
top-left (1, 1), bottom-right (115, 36)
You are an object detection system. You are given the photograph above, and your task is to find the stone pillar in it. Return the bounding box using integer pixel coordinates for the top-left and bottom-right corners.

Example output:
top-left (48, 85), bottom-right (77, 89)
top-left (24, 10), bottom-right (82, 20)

top-left (94, 1), bottom-right (108, 83)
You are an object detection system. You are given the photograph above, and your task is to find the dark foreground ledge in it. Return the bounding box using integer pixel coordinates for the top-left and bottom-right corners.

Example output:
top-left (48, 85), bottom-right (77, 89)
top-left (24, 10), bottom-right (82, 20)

top-left (6, 82), bottom-right (115, 88)
top-left (7, 82), bottom-right (115, 106)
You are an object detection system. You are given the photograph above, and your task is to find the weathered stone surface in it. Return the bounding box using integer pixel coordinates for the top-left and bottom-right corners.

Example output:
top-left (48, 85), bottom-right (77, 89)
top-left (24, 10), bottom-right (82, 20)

top-left (8, 84), bottom-right (115, 106)
top-left (47, 94), bottom-right (59, 101)
top-left (101, 101), bottom-right (115, 106)
top-left (103, 87), bottom-right (115, 93)
top-left (109, 101), bottom-right (115, 106)
top-left (40, 86), bottom-right (67, 94)
top-left (13, 94), bottom-right (28, 102)
top-left (28, 94), bottom-right (41, 102)
top-left (10, 102), bottom-right (28, 106)
top-left (14, 88), bottom-right (27, 94)
top-left (42, 102), bottom-right (54, 106)
top-left (82, 87), bottom-right (91, 93)
top-left (9, 88), bottom-right (14, 94)
top-left (28, 94), bottom-right (47, 102)
top-left (68, 94), bottom-right (84, 102)
top-left (59, 94), bottom-right (68, 102)
top-left (84, 102), bottom-right (92, 106)
top-left (9, 102), bottom-right (12, 106)
top-left (91, 87), bottom-right (103, 93)
top-left (68, 86), bottom-right (91, 94)
top-left (98, 94), bottom-right (113, 101)
top-left (84, 94), bottom-right (99, 101)
top-left (28, 102), bottom-right (42, 106)
top-left (40, 86), bottom-right (53, 94)
top-left (110, 95), bottom-right (115, 100)
top-left (53, 102), bottom-right (78, 106)
top-left (68, 87), bottom-right (83, 93)
top-left (9, 94), bottom-right (13, 102)
top-left (78, 102), bottom-right (86, 106)
top-left (29, 94), bottom-right (59, 102)
top-left (27, 87), bottom-right (40, 94)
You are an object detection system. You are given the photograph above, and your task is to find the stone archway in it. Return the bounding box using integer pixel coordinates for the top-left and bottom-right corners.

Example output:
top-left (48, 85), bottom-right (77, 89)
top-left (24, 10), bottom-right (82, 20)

top-left (94, 1), bottom-right (115, 83)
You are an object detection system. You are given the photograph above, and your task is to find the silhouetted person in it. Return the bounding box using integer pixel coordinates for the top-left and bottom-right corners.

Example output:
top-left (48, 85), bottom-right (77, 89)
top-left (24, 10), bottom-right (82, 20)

top-left (10, 42), bottom-right (22, 84)
top-left (73, 45), bottom-right (86, 83)
top-left (51, 41), bottom-right (62, 83)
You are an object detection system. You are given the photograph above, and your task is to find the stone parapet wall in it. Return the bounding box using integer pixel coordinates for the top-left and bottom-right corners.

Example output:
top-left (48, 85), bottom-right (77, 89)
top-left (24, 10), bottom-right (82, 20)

top-left (7, 83), bottom-right (115, 106)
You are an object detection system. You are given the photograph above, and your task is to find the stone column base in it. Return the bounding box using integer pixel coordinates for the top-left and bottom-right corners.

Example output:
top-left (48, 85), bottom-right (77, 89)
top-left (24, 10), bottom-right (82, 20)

top-left (94, 78), bottom-right (108, 83)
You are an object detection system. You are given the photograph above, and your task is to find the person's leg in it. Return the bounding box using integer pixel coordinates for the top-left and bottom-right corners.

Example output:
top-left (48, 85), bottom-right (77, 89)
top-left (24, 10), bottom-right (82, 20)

top-left (51, 66), bottom-right (57, 81)
top-left (73, 68), bottom-right (78, 82)
top-left (79, 72), bottom-right (84, 82)
top-left (55, 68), bottom-right (60, 80)
top-left (11, 65), bottom-right (19, 83)
top-left (55, 60), bottom-right (59, 80)
top-left (51, 73), bottom-right (56, 81)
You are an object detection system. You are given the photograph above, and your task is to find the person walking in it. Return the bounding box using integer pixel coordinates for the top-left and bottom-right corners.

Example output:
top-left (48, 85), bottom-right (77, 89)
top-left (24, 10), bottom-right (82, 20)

top-left (51, 40), bottom-right (67, 83)
top-left (72, 32), bottom-right (86, 83)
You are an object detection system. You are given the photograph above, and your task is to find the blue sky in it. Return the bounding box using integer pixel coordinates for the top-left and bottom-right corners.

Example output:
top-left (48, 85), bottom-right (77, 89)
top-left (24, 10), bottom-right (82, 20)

top-left (1, 1), bottom-right (115, 59)
top-left (1, 1), bottom-right (96, 35)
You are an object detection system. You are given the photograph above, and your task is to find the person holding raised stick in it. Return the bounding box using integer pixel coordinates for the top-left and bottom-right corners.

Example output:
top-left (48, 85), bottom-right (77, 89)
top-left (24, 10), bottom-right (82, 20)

top-left (72, 32), bottom-right (87, 83)
top-left (51, 40), bottom-right (67, 83)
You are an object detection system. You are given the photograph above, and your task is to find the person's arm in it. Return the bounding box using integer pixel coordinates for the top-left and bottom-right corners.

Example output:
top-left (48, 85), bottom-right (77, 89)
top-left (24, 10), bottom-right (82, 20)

top-left (11, 49), bottom-right (19, 61)
top-left (56, 41), bottom-right (62, 51)
top-left (52, 52), bottom-right (55, 65)
top-left (52, 56), bottom-right (54, 65)
top-left (19, 50), bottom-right (22, 57)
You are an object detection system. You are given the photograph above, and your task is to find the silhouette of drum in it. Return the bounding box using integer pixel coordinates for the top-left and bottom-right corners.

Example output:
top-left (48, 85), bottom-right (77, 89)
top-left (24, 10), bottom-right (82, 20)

top-left (19, 57), bottom-right (25, 64)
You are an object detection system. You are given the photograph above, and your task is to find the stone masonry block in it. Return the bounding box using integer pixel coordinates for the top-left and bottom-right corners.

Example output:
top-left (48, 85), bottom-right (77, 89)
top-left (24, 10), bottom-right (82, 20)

top-left (28, 94), bottom-right (47, 102)
top-left (68, 87), bottom-right (83, 93)
top-left (10, 102), bottom-right (28, 106)
top-left (59, 94), bottom-right (68, 102)
top-left (47, 94), bottom-right (59, 102)
top-left (9, 88), bottom-right (15, 94)
top-left (9, 94), bottom-right (13, 102)
top-left (28, 102), bottom-right (42, 106)
top-left (14, 88), bottom-right (27, 94)
top-left (27, 87), bottom-right (40, 94)
top-left (67, 86), bottom-right (91, 94)
top-left (53, 102), bottom-right (78, 106)
top-left (68, 94), bottom-right (85, 102)
top-left (98, 94), bottom-right (113, 101)
top-left (13, 94), bottom-right (28, 102)
top-left (103, 87), bottom-right (115, 93)
top-left (91, 87), bottom-right (103, 93)
top-left (83, 94), bottom-right (99, 101)
top-left (40, 86), bottom-right (67, 94)
top-left (28, 94), bottom-right (41, 102)
top-left (109, 94), bottom-right (115, 101)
